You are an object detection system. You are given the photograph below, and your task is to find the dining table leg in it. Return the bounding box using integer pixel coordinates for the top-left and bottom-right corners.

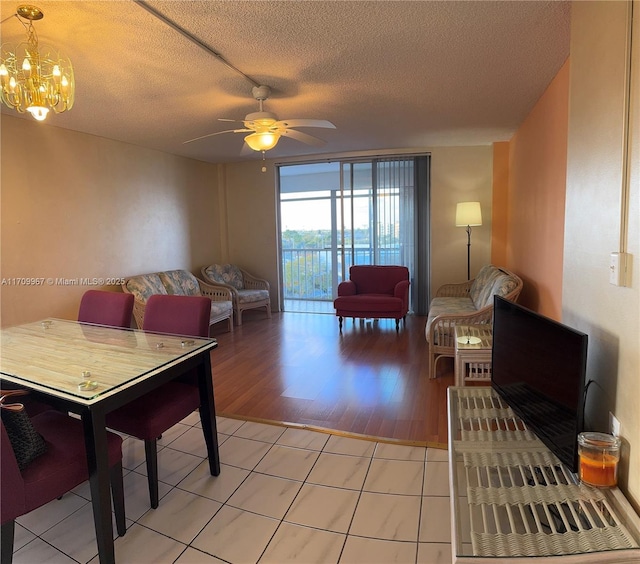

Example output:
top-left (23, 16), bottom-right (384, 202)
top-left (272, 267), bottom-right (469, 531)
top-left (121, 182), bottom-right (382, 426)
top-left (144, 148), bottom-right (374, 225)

top-left (197, 353), bottom-right (220, 476)
top-left (81, 409), bottom-right (116, 564)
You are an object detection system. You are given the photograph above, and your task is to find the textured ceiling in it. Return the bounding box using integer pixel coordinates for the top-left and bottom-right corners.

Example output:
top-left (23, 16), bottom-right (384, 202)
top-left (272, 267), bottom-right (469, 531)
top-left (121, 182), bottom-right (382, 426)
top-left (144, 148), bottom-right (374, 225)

top-left (0, 0), bottom-right (571, 164)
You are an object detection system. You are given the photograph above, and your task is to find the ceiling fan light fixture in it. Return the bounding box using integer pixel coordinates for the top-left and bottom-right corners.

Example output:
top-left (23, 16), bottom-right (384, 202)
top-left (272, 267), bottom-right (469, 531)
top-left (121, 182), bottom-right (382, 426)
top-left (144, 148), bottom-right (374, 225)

top-left (0, 5), bottom-right (75, 121)
top-left (245, 131), bottom-right (280, 152)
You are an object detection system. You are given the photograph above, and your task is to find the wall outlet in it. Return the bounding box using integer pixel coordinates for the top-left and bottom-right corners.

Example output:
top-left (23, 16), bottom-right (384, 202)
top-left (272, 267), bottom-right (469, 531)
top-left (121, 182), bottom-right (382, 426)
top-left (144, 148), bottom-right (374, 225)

top-left (609, 412), bottom-right (621, 437)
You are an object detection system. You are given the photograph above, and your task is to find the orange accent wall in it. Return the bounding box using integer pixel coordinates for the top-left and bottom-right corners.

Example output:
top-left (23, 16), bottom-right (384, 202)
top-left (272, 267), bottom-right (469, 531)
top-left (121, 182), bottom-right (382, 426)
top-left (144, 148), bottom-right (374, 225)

top-left (501, 59), bottom-right (570, 320)
top-left (491, 142), bottom-right (510, 266)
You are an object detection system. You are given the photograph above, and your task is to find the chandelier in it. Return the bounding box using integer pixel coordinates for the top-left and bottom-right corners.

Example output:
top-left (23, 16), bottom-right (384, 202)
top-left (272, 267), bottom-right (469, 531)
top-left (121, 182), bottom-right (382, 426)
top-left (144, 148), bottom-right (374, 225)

top-left (0, 5), bottom-right (74, 121)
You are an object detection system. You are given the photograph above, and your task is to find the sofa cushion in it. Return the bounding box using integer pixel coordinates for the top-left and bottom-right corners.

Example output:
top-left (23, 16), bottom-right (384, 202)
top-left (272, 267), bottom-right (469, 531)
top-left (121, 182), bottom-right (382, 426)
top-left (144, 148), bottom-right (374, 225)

top-left (158, 270), bottom-right (201, 297)
top-left (210, 300), bottom-right (233, 318)
top-left (237, 289), bottom-right (270, 304)
top-left (425, 296), bottom-right (476, 343)
top-left (349, 265), bottom-right (408, 295)
top-left (334, 294), bottom-right (403, 314)
top-left (125, 273), bottom-right (167, 304)
top-left (203, 264), bottom-right (244, 290)
top-left (469, 265), bottom-right (503, 308)
top-left (473, 273), bottom-right (508, 309)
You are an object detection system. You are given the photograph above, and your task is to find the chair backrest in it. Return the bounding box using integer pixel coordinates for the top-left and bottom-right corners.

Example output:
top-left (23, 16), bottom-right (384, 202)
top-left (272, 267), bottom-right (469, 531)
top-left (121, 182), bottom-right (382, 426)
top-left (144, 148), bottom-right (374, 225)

top-left (349, 265), bottom-right (409, 295)
top-left (142, 294), bottom-right (210, 338)
top-left (1, 420), bottom-right (25, 523)
top-left (78, 290), bottom-right (134, 328)
top-left (203, 264), bottom-right (245, 290)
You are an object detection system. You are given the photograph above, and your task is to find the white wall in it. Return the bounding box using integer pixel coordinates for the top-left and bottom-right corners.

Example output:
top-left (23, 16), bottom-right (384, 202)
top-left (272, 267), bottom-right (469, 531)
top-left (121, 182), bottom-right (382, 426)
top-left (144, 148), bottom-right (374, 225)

top-left (219, 146), bottom-right (493, 310)
top-left (564, 0), bottom-right (639, 507)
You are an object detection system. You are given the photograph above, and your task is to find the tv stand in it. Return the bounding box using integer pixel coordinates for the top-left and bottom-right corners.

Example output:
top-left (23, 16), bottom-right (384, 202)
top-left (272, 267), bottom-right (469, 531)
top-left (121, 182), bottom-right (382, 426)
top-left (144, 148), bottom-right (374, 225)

top-left (448, 387), bottom-right (640, 563)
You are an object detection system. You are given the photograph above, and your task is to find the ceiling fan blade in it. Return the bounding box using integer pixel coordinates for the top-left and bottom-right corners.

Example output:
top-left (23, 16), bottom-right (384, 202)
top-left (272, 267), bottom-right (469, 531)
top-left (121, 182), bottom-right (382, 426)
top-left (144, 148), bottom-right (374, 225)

top-left (280, 129), bottom-right (327, 147)
top-left (218, 118), bottom-right (243, 123)
top-left (183, 129), bottom-right (251, 144)
top-left (276, 119), bottom-right (335, 129)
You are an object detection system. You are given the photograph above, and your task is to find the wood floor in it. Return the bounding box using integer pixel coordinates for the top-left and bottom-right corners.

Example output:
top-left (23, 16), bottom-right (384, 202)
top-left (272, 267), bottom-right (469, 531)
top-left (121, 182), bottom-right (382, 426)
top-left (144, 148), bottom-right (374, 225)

top-left (209, 310), bottom-right (455, 447)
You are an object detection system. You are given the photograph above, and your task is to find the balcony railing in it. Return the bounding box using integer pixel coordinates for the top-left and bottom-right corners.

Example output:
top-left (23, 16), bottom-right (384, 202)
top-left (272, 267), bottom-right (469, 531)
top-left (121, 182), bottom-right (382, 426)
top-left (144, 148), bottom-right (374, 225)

top-left (282, 247), bottom-right (401, 300)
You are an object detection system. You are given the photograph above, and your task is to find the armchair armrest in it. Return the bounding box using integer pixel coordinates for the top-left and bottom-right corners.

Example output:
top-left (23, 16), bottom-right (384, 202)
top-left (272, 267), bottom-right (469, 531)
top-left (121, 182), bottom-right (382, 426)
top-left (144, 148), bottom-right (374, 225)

top-left (195, 278), bottom-right (233, 302)
top-left (240, 269), bottom-right (270, 292)
top-left (394, 280), bottom-right (410, 298)
top-left (122, 280), bottom-right (147, 329)
top-left (337, 280), bottom-right (357, 296)
top-left (435, 279), bottom-right (474, 298)
top-left (131, 299), bottom-right (147, 329)
top-left (199, 278), bottom-right (239, 300)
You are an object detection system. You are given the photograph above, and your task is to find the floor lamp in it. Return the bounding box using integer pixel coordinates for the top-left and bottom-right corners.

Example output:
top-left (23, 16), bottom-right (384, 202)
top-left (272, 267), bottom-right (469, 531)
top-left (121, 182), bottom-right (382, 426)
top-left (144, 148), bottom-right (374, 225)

top-left (455, 202), bottom-right (482, 280)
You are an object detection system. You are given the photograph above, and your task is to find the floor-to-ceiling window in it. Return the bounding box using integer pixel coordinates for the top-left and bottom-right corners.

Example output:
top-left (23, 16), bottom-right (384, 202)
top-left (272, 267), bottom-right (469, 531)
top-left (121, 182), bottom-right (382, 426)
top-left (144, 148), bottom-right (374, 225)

top-left (278, 155), bottom-right (430, 314)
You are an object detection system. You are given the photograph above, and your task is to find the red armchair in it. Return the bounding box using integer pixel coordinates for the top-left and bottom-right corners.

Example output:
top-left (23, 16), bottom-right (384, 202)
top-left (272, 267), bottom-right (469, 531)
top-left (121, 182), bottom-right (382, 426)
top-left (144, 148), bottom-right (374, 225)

top-left (333, 265), bottom-right (410, 331)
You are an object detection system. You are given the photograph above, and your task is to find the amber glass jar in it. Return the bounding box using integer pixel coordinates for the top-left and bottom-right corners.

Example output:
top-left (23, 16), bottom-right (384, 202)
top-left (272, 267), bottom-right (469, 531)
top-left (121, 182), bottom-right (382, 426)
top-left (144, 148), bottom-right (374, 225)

top-left (578, 432), bottom-right (621, 488)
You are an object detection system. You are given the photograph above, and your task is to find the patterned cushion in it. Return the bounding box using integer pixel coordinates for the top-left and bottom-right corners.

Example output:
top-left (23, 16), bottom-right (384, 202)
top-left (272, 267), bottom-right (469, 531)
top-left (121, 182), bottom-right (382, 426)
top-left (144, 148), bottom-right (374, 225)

top-left (426, 296), bottom-right (476, 333)
top-left (469, 265), bottom-right (502, 308)
top-left (204, 264), bottom-right (244, 290)
top-left (158, 270), bottom-right (201, 297)
top-left (125, 273), bottom-right (167, 304)
top-left (237, 289), bottom-right (270, 304)
top-left (428, 296), bottom-right (476, 316)
top-left (210, 300), bottom-right (233, 317)
top-left (488, 274), bottom-right (519, 303)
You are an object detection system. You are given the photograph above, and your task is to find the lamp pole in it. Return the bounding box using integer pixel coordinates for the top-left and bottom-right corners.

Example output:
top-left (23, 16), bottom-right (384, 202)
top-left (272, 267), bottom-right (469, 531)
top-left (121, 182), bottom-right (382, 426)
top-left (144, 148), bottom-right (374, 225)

top-left (465, 225), bottom-right (472, 280)
top-left (455, 202), bottom-right (481, 282)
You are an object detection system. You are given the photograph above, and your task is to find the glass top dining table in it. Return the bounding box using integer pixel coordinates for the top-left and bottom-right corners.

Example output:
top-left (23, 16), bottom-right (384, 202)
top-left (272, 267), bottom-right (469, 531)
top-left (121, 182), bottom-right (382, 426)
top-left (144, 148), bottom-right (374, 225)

top-left (0, 318), bottom-right (220, 564)
top-left (0, 318), bottom-right (216, 402)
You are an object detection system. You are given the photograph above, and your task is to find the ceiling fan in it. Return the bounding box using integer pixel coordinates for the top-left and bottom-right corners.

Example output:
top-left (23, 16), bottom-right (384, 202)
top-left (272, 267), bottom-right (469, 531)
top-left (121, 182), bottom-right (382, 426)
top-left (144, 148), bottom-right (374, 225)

top-left (184, 85), bottom-right (336, 152)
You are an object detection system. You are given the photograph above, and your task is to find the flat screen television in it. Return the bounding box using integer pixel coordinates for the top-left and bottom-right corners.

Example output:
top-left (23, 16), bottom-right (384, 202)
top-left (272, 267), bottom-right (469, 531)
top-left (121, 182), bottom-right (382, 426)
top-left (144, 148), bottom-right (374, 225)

top-left (491, 296), bottom-right (588, 473)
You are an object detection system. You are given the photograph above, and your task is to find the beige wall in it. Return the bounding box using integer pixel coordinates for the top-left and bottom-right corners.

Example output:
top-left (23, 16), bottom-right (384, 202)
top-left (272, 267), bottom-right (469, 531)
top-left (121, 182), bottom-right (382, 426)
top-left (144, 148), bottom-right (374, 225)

top-left (428, 146), bottom-right (493, 294)
top-left (218, 146), bottom-right (493, 309)
top-left (0, 116), bottom-right (220, 327)
top-left (565, 0), bottom-right (639, 507)
top-left (1, 115), bottom-right (492, 324)
top-left (506, 60), bottom-right (570, 320)
top-left (218, 160), bottom-right (281, 308)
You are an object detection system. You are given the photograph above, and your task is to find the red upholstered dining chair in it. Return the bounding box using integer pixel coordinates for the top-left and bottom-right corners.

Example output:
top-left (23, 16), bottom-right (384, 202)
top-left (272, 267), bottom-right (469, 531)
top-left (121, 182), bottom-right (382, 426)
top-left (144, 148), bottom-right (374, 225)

top-left (78, 290), bottom-right (134, 328)
top-left (105, 294), bottom-right (211, 509)
top-left (1, 411), bottom-right (126, 564)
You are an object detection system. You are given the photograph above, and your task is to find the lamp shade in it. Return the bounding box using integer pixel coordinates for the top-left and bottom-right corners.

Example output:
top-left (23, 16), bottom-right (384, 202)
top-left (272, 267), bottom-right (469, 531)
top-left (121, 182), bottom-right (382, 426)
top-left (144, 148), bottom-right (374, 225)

top-left (455, 202), bottom-right (482, 227)
top-left (244, 131), bottom-right (280, 152)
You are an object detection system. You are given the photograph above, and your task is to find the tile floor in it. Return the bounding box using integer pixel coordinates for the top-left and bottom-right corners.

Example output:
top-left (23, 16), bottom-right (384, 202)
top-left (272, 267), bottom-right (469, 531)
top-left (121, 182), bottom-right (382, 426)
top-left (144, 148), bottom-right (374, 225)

top-left (11, 415), bottom-right (454, 564)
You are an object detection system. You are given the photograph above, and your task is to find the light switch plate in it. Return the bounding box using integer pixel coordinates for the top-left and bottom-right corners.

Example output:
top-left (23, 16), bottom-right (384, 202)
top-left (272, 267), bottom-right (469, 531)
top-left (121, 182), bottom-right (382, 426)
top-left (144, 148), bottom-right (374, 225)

top-left (610, 252), bottom-right (631, 286)
top-left (610, 253), bottom-right (621, 285)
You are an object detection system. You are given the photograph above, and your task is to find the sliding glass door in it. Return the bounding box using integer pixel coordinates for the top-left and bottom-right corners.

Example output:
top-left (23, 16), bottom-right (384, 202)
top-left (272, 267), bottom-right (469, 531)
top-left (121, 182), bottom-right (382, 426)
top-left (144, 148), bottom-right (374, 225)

top-left (278, 156), bottom-right (429, 313)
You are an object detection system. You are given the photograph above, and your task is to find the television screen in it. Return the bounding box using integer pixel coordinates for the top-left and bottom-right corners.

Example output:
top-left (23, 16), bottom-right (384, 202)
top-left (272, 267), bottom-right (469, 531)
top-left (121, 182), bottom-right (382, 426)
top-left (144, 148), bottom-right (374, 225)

top-left (491, 296), bottom-right (588, 473)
